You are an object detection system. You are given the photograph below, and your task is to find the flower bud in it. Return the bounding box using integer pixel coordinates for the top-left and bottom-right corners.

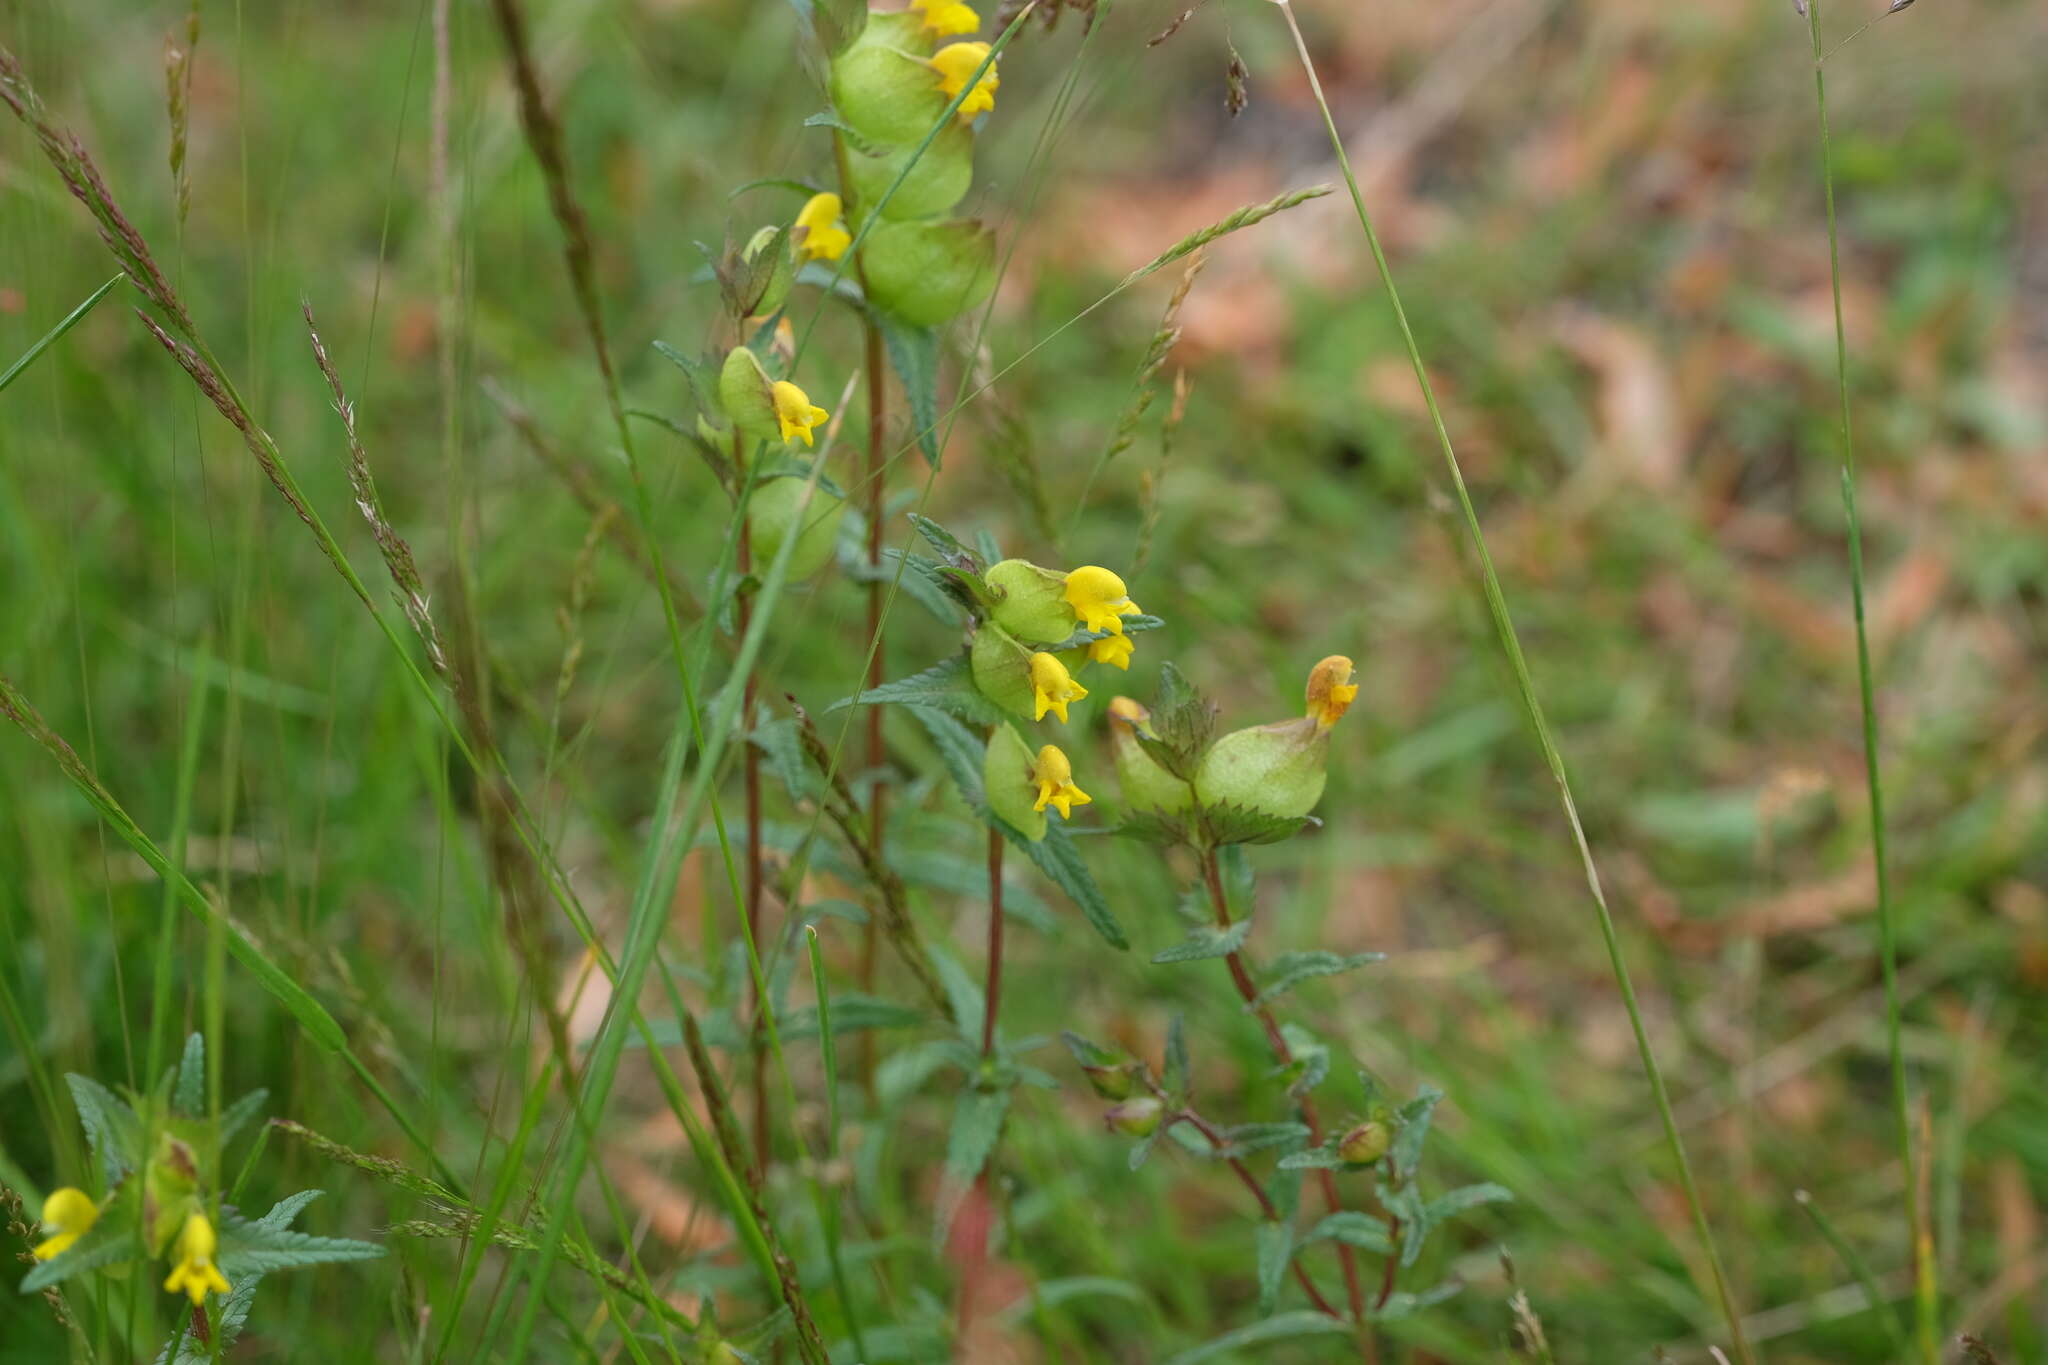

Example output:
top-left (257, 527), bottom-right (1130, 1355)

top-left (1081, 1060), bottom-right (1135, 1101)
top-left (748, 477), bottom-right (845, 581)
top-left (983, 722), bottom-right (1045, 841)
top-left (1104, 1095), bottom-right (1163, 1138)
top-left (741, 226), bottom-right (794, 315)
top-left (983, 558), bottom-right (1073, 644)
top-left (859, 218), bottom-right (996, 327)
top-left (843, 121), bottom-right (975, 221)
top-left (719, 345), bottom-right (778, 446)
top-left (1337, 1119), bottom-right (1392, 1167)
top-left (1108, 697), bottom-right (1193, 816)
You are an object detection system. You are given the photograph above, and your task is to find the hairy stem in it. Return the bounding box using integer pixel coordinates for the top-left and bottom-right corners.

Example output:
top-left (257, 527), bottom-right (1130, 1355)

top-left (1804, 6), bottom-right (1931, 1359)
top-left (1273, 3), bottom-right (1750, 1355)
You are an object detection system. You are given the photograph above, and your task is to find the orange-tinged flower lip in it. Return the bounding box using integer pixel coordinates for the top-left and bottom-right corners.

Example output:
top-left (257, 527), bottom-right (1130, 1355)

top-left (1305, 654), bottom-right (1358, 728)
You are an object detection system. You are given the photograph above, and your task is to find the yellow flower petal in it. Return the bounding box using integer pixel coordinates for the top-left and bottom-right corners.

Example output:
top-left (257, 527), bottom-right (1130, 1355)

top-left (771, 380), bottom-right (829, 447)
top-left (1305, 655), bottom-right (1359, 728)
top-left (793, 192), bottom-right (851, 263)
top-left (1062, 565), bottom-right (1135, 636)
top-left (1030, 744), bottom-right (1091, 820)
top-left (1028, 651), bottom-right (1087, 724)
top-left (1087, 631), bottom-right (1135, 671)
top-left (911, 0), bottom-right (981, 37)
top-left (929, 42), bottom-right (998, 121)
top-left (163, 1213), bottom-right (232, 1306)
top-left (33, 1187), bottom-right (97, 1261)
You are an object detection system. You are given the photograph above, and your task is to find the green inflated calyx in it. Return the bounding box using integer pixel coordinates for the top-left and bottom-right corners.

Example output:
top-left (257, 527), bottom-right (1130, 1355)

top-left (844, 120), bottom-right (975, 220)
top-left (719, 345), bottom-right (778, 447)
top-left (748, 476), bottom-right (845, 581)
top-left (1192, 656), bottom-right (1357, 821)
top-left (741, 225), bottom-right (794, 315)
top-left (983, 721), bottom-right (1045, 841)
top-left (860, 218), bottom-right (996, 326)
top-left (829, 13), bottom-right (947, 145)
top-left (1108, 697), bottom-right (1193, 816)
top-left (969, 623), bottom-right (1034, 720)
top-left (983, 558), bottom-right (1073, 644)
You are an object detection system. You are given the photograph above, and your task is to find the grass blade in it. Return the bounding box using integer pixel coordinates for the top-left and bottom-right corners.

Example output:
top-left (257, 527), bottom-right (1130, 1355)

top-left (0, 273), bottom-right (121, 398)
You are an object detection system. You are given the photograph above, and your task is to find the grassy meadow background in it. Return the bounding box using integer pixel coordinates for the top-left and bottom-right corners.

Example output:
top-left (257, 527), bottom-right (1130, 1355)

top-left (4, 0), bottom-right (2047, 1359)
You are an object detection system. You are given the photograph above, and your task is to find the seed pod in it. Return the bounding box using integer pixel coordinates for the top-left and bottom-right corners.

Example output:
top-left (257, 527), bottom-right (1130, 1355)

top-left (1108, 697), bottom-right (1194, 816)
top-left (1337, 1119), bottom-right (1392, 1167)
top-left (1081, 1059), bottom-right (1136, 1101)
top-left (983, 722), bottom-right (1045, 841)
top-left (983, 558), bottom-right (1073, 643)
top-left (748, 477), bottom-right (845, 581)
top-left (1104, 1095), bottom-right (1164, 1138)
top-left (843, 121), bottom-right (975, 221)
top-left (718, 345), bottom-right (779, 446)
top-left (859, 218), bottom-right (997, 327)
top-left (1194, 716), bottom-right (1329, 820)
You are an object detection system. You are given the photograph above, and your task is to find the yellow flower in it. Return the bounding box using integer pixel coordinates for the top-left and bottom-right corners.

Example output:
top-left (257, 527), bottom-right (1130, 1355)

top-left (1305, 654), bottom-right (1358, 728)
top-left (1031, 744), bottom-right (1091, 819)
top-left (910, 0), bottom-right (981, 37)
top-left (33, 1187), bottom-right (97, 1261)
top-left (1062, 565), bottom-right (1139, 636)
top-left (793, 192), bottom-right (851, 263)
top-left (771, 380), bottom-right (829, 447)
top-left (1028, 651), bottom-right (1087, 723)
top-left (163, 1212), bottom-right (231, 1306)
top-left (1087, 631), bottom-right (1135, 671)
top-left (929, 42), bottom-right (999, 121)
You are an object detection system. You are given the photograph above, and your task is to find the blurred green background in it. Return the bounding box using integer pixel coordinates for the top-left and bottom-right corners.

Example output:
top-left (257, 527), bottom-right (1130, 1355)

top-left (3, 0), bottom-right (2045, 1359)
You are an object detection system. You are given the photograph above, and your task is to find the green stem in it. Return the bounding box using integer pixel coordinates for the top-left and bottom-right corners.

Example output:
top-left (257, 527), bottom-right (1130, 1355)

top-left (1271, 3), bottom-right (1751, 1358)
top-left (1803, 6), bottom-right (1933, 1360)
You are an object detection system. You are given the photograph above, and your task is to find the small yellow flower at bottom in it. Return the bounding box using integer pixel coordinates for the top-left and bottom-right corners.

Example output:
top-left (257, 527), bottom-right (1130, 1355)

top-left (163, 1213), bottom-right (232, 1306)
top-left (910, 0), bottom-right (981, 37)
top-left (929, 43), bottom-right (999, 121)
top-left (1063, 565), bottom-right (1138, 636)
top-left (1305, 655), bottom-right (1359, 729)
top-left (793, 192), bottom-right (851, 263)
top-left (1087, 631), bottom-right (1135, 671)
top-left (33, 1187), bottom-right (97, 1261)
top-left (1031, 744), bottom-right (1091, 819)
top-left (771, 381), bottom-right (829, 447)
top-left (1028, 651), bottom-right (1087, 723)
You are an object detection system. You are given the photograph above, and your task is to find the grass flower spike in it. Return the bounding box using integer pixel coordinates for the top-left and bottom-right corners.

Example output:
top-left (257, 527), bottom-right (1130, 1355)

top-left (33, 1188), bottom-right (97, 1260)
top-left (163, 1212), bottom-right (231, 1305)
top-left (929, 43), bottom-right (998, 121)
top-left (771, 380), bottom-right (829, 447)
top-left (1031, 744), bottom-right (1091, 819)
top-left (1305, 654), bottom-right (1358, 728)
top-left (793, 192), bottom-right (851, 262)
top-left (1029, 651), bottom-right (1088, 723)
top-left (910, 0), bottom-right (980, 38)
top-left (1063, 566), bottom-right (1140, 636)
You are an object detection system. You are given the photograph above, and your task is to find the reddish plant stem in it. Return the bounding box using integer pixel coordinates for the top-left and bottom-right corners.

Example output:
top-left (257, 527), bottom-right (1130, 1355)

top-left (1202, 849), bottom-right (1372, 1339)
top-left (741, 514), bottom-right (769, 1173)
top-left (982, 827), bottom-right (1004, 1058)
top-left (1164, 1104), bottom-right (1342, 1318)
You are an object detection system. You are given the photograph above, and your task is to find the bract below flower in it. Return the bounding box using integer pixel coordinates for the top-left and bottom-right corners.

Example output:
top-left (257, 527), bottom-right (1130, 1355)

top-left (1028, 651), bottom-right (1087, 723)
top-left (33, 1187), bottom-right (97, 1261)
top-left (929, 42), bottom-right (998, 121)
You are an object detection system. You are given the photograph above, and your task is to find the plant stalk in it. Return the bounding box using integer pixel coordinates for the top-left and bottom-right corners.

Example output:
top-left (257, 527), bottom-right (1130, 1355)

top-left (1803, 6), bottom-right (1932, 1359)
top-left (1273, 3), bottom-right (1751, 1356)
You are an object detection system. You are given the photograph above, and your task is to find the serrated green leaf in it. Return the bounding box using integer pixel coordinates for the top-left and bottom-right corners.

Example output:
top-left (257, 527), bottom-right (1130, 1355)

top-left (945, 1088), bottom-right (1009, 1185)
top-left (1425, 1181), bottom-right (1513, 1222)
top-left (836, 655), bottom-right (1007, 725)
top-left (1279, 1023), bottom-right (1329, 1098)
top-left (907, 513), bottom-right (982, 573)
top-left (927, 947), bottom-right (985, 1048)
top-left (1249, 951), bottom-right (1386, 1009)
top-left (17, 1219), bottom-right (136, 1292)
top-left (1163, 1014), bottom-right (1189, 1099)
top-left (1112, 809), bottom-right (1190, 847)
top-left (877, 315), bottom-right (941, 467)
top-left (778, 994), bottom-right (925, 1038)
top-left (172, 1033), bottom-right (204, 1115)
top-left (1309, 1211), bottom-right (1395, 1254)
top-left (1008, 822), bottom-right (1128, 950)
top-left (65, 1074), bottom-right (142, 1186)
top-left (1373, 1281), bottom-right (1462, 1321)
top-left (254, 1189), bottom-right (325, 1230)
top-left (906, 704), bottom-right (985, 808)
top-left (1391, 1085), bottom-right (1444, 1180)
top-left (218, 1194), bottom-right (383, 1276)
top-left (1254, 1220), bottom-right (1292, 1316)
top-left (750, 716), bottom-right (820, 807)
top-left (1203, 802), bottom-right (1318, 847)
top-left (219, 1088), bottom-right (270, 1146)
top-left (1161, 1310), bottom-right (1351, 1364)
top-left (1150, 918), bottom-right (1252, 965)
top-left (1271, 1164), bottom-right (1303, 1222)
top-left (1219, 1122), bottom-right (1311, 1157)
top-left (1059, 1031), bottom-right (1120, 1070)
top-left (1276, 1146), bottom-right (1344, 1171)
